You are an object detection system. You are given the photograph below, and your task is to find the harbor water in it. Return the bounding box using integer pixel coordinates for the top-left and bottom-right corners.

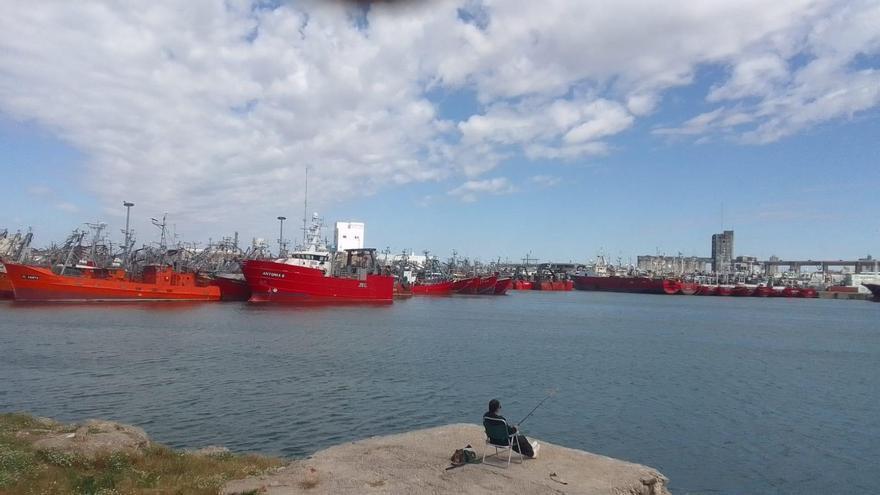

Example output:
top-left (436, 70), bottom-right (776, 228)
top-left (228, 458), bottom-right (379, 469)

top-left (1, 293), bottom-right (877, 494)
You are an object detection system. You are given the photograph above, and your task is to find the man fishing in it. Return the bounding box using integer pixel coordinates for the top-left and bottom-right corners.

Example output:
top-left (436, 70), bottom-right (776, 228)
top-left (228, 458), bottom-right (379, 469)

top-left (483, 398), bottom-right (540, 458)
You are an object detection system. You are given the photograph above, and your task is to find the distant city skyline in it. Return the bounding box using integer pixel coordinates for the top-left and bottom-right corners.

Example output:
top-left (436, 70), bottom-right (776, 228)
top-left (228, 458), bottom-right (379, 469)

top-left (1, 1), bottom-right (878, 263)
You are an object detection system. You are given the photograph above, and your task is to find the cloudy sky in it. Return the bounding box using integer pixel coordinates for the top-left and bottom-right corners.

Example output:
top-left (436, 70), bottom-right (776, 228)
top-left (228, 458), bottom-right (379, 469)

top-left (1, 0), bottom-right (878, 262)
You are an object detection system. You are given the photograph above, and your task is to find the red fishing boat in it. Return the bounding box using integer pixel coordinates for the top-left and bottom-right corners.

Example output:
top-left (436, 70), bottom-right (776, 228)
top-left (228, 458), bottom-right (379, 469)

top-left (780, 286), bottom-right (801, 298)
top-left (203, 273), bottom-right (252, 301)
top-left (493, 277), bottom-right (512, 295)
top-left (716, 285), bottom-right (734, 296)
top-left (452, 277), bottom-right (479, 294)
top-left (662, 279), bottom-right (682, 295)
top-left (412, 279), bottom-right (454, 295)
top-left (548, 280), bottom-right (574, 291)
top-left (242, 248), bottom-right (394, 303)
top-left (393, 280), bottom-right (413, 299)
top-left (4, 263), bottom-right (219, 302)
top-left (574, 274), bottom-right (677, 295)
top-left (732, 284), bottom-right (756, 297)
top-left (753, 285), bottom-right (774, 297)
top-left (511, 280), bottom-right (533, 290)
top-left (680, 281), bottom-right (699, 295)
top-left (532, 264), bottom-right (573, 291)
top-left (0, 269), bottom-right (12, 299)
top-left (477, 275), bottom-right (498, 294)
top-left (798, 287), bottom-right (818, 298)
top-left (696, 284), bottom-right (718, 296)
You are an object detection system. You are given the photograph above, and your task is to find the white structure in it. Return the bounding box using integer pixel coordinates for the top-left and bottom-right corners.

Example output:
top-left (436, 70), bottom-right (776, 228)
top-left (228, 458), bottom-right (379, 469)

top-left (334, 221), bottom-right (365, 252)
top-left (844, 272), bottom-right (880, 293)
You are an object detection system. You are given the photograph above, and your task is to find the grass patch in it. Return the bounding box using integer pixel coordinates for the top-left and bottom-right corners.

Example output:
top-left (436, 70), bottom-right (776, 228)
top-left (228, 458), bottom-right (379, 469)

top-left (0, 413), bottom-right (284, 495)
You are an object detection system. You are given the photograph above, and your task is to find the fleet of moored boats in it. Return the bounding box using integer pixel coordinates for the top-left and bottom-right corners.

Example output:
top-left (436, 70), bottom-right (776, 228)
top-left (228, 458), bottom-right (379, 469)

top-left (1, 218), bottom-right (877, 304)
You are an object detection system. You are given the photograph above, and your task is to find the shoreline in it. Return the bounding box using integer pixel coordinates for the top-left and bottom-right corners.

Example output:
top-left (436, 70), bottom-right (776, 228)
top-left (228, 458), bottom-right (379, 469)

top-left (1, 413), bottom-right (670, 494)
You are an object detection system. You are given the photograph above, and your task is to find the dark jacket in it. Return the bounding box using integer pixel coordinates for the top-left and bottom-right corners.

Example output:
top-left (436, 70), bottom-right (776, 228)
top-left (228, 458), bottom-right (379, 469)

top-left (483, 411), bottom-right (517, 437)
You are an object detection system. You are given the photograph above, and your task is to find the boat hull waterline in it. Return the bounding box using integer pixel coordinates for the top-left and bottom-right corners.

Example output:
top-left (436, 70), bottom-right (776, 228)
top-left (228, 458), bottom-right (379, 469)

top-left (412, 280), bottom-right (454, 295)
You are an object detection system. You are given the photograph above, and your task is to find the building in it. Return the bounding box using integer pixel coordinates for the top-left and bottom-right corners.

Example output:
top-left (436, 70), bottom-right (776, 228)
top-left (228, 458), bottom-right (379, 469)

top-left (711, 230), bottom-right (734, 273)
top-left (334, 222), bottom-right (364, 252)
top-left (636, 255), bottom-right (711, 275)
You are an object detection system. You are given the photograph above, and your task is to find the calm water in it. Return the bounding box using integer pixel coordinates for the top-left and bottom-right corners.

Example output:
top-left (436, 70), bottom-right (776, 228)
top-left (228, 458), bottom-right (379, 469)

top-left (1, 293), bottom-right (877, 494)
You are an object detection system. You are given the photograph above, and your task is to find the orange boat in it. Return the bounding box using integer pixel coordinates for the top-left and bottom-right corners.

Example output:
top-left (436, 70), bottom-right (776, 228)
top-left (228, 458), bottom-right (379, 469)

top-left (4, 263), bottom-right (220, 302)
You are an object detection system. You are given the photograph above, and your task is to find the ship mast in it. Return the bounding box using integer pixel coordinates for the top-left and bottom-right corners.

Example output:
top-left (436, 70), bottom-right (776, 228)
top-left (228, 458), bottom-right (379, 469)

top-left (151, 214), bottom-right (169, 264)
top-left (302, 166), bottom-right (309, 249)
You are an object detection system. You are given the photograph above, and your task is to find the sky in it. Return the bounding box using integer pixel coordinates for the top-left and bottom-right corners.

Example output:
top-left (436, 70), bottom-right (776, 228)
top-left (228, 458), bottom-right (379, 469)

top-left (1, 0), bottom-right (878, 264)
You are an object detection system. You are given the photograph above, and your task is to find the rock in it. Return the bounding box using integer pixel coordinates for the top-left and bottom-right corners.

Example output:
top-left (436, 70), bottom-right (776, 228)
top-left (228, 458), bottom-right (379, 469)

top-left (31, 419), bottom-right (150, 459)
top-left (223, 424), bottom-right (671, 495)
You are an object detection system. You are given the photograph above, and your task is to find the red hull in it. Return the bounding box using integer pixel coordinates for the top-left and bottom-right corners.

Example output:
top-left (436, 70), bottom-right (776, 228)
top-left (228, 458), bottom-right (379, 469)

top-left (0, 271), bottom-right (13, 299)
top-left (780, 287), bottom-right (801, 298)
top-left (393, 282), bottom-right (413, 299)
top-left (493, 278), bottom-right (512, 295)
top-left (663, 279), bottom-right (682, 295)
top-left (798, 287), bottom-right (817, 298)
top-left (680, 282), bottom-right (699, 295)
top-left (696, 285), bottom-right (718, 296)
top-left (210, 274), bottom-right (252, 301)
top-left (452, 277), bottom-right (479, 294)
top-left (412, 280), bottom-right (454, 295)
top-left (716, 286), bottom-right (734, 296)
top-left (477, 276), bottom-right (498, 294)
top-left (533, 280), bottom-right (573, 291)
top-left (4, 263), bottom-right (219, 302)
top-left (754, 286), bottom-right (774, 297)
top-left (732, 285), bottom-right (756, 297)
top-left (573, 275), bottom-right (667, 294)
top-left (242, 260), bottom-right (393, 303)
top-left (512, 280), bottom-right (533, 290)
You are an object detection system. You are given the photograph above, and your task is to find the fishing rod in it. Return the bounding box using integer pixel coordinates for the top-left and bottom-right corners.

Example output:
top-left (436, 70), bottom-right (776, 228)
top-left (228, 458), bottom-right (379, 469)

top-left (517, 388), bottom-right (557, 427)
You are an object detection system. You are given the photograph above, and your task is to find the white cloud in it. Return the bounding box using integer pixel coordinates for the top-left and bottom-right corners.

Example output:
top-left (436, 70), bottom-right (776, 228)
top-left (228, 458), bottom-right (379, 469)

top-left (55, 202), bottom-right (79, 213)
top-left (448, 177), bottom-right (517, 202)
top-left (653, 0), bottom-right (880, 142)
top-left (0, 0), bottom-right (878, 231)
top-left (530, 175), bottom-right (561, 187)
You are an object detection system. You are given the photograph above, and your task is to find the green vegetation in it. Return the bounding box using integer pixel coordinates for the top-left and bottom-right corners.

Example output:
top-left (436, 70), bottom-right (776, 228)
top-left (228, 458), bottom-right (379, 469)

top-left (0, 413), bottom-right (284, 495)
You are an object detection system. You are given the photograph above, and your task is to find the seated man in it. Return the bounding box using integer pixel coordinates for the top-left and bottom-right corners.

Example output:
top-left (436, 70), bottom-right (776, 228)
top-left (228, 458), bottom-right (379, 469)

top-left (483, 398), bottom-right (540, 458)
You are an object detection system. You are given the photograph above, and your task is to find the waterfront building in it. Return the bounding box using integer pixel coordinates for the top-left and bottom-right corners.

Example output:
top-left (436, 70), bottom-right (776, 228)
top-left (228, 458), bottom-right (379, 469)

top-left (711, 230), bottom-right (734, 273)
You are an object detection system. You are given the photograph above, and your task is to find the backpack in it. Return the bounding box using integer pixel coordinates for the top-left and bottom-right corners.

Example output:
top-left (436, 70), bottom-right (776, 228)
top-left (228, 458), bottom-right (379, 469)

top-left (450, 445), bottom-right (479, 466)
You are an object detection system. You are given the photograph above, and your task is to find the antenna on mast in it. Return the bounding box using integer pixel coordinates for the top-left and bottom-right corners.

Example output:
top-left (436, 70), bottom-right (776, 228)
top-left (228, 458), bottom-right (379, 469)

top-left (302, 166), bottom-right (309, 247)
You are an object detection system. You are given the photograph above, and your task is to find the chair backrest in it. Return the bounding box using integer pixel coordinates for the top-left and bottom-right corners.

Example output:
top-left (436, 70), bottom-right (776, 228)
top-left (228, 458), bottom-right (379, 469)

top-left (483, 416), bottom-right (511, 446)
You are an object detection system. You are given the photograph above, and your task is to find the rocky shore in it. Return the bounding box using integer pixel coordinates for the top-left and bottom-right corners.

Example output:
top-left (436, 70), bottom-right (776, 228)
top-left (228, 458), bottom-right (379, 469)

top-left (224, 424), bottom-right (670, 495)
top-left (1, 414), bottom-right (670, 494)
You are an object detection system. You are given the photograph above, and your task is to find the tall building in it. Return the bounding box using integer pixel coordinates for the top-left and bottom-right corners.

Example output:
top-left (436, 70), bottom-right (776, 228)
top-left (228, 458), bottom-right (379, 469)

top-left (711, 230), bottom-right (734, 273)
top-left (334, 221), bottom-right (364, 252)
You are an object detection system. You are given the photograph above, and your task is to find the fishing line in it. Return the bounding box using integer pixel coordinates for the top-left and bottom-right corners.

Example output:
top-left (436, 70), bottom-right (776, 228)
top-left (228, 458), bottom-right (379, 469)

top-left (517, 387), bottom-right (558, 426)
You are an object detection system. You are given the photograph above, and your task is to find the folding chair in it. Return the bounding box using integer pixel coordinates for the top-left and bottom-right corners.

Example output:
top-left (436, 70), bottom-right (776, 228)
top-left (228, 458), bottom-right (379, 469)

top-left (482, 416), bottom-right (524, 467)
